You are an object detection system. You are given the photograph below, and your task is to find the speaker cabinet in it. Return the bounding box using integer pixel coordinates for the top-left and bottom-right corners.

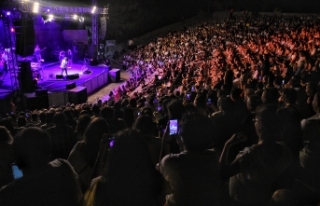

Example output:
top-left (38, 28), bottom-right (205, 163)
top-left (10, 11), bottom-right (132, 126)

top-left (14, 18), bottom-right (35, 57)
top-left (108, 69), bottom-right (120, 83)
top-left (24, 92), bottom-right (49, 110)
top-left (35, 89), bottom-right (48, 96)
top-left (56, 74), bottom-right (63, 79)
top-left (18, 61), bottom-right (34, 93)
top-left (66, 82), bottom-right (76, 90)
top-left (67, 86), bottom-right (87, 104)
top-left (67, 74), bottom-right (79, 80)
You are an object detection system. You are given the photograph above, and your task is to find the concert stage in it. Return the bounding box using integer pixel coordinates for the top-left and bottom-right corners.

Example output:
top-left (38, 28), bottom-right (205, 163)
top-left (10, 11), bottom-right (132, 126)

top-left (0, 62), bottom-right (111, 111)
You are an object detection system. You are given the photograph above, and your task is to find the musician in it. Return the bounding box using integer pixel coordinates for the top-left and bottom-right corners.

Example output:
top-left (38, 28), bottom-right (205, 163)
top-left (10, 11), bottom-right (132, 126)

top-left (60, 57), bottom-right (68, 77)
top-left (34, 45), bottom-right (42, 63)
top-left (1, 49), bottom-right (8, 73)
top-left (59, 50), bottom-right (66, 63)
top-left (67, 49), bottom-right (73, 66)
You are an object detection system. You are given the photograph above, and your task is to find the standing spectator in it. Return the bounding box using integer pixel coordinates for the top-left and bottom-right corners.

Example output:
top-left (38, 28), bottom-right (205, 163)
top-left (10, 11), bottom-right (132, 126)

top-left (159, 113), bottom-right (220, 206)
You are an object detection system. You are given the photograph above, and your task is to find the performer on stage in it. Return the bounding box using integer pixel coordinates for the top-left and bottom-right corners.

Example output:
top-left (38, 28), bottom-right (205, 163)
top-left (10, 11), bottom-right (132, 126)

top-left (34, 45), bottom-right (42, 63)
top-left (59, 50), bottom-right (66, 63)
top-left (67, 49), bottom-right (73, 66)
top-left (1, 49), bottom-right (8, 73)
top-left (60, 57), bottom-right (68, 77)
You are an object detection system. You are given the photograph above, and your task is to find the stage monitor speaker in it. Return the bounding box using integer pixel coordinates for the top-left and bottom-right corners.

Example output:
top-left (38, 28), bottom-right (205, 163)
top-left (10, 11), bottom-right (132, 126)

top-left (67, 74), bottom-right (79, 80)
top-left (68, 86), bottom-right (87, 104)
top-left (56, 74), bottom-right (63, 79)
top-left (35, 89), bottom-right (48, 97)
top-left (14, 18), bottom-right (35, 57)
top-left (108, 69), bottom-right (120, 83)
top-left (24, 92), bottom-right (49, 110)
top-left (66, 82), bottom-right (76, 90)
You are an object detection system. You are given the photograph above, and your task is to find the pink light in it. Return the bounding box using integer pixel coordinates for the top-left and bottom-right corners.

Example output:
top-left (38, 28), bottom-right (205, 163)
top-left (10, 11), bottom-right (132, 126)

top-left (10, 28), bottom-right (15, 32)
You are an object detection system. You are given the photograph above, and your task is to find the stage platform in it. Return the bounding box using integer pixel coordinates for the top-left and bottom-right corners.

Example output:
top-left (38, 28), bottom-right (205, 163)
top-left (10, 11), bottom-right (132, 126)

top-left (0, 62), bottom-right (113, 111)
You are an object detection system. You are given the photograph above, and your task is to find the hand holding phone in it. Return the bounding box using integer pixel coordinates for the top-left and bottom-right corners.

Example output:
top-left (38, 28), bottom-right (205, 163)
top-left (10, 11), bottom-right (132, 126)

top-left (109, 137), bottom-right (115, 148)
top-left (12, 163), bottom-right (23, 179)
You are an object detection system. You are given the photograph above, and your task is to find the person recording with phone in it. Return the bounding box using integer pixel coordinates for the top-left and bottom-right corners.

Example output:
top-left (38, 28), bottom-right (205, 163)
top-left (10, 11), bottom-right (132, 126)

top-left (158, 113), bottom-right (220, 206)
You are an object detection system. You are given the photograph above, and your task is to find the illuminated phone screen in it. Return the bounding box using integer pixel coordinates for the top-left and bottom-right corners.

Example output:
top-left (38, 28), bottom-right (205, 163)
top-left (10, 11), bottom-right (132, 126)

top-left (169, 119), bottom-right (178, 135)
top-left (12, 164), bottom-right (23, 180)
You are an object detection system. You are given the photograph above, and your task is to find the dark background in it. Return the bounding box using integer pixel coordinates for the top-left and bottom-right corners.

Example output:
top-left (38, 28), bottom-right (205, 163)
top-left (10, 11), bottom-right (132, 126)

top-left (12, 0), bottom-right (320, 44)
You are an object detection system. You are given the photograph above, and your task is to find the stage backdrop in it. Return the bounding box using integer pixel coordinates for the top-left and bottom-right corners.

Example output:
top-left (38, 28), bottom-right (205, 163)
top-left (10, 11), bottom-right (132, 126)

top-left (63, 30), bottom-right (88, 44)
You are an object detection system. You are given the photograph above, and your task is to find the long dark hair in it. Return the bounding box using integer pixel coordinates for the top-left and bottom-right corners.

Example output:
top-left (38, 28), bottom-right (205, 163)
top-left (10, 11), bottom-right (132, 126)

top-left (83, 118), bottom-right (109, 167)
top-left (100, 129), bottom-right (158, 205)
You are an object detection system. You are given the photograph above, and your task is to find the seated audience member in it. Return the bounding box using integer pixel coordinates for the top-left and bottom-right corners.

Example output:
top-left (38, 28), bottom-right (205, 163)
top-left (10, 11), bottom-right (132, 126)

top-left (13, 115), bottom-right (27, 136)
top-left (94, 129), bottom-right (159, 206)
top-left (261, 87), bottom-right (280, 106)
top-left (132, 114), bottom-right (162, 166)
top-left (74, 114), bottom-right (91, 142)
top-left (68, 117), bottom-right (109, 193)
top-left (0, 126), bottom-right (14, 188)
top-left (211, 96), bottom-right (239, 155)
top-left (277, 88), bottom-right (302, 160)
top-left (159, 113), bottom-right (220, 206)
top-left (100, 106), bottom-right (126, 134)
top-left (40, 108), bottom-right (56, 131)
top-left (300, 91), bottom-right (320, 197)
top-left (0, 127), bottom-right (84, 205)
top-left (64, 107), bottom-right (77, 130)
top-left (46, 112), bottom-right (74, 160)
top-left (220, 104), bottom-right (292, 206)
top-left (26, 110), bottom-right (40, 127)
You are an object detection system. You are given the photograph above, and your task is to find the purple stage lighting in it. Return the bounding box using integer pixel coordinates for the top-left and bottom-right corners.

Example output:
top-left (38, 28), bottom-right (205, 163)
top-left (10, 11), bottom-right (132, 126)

top-left (6, 11), bottom-right (11, 16)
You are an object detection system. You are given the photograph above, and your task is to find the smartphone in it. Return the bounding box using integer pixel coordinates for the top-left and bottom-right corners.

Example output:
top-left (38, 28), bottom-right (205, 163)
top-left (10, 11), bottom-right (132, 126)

top-left (157, 105), bottom-right (162, 111)
top-left (186, 92), bottom-right (191, 100)
top-left (191, 86), bottom-right (195, 92)
top-left (169, 119), bottom-right (178, 135)
top-left (12, 163), bottom-right (23, 180)
top-left (109, 137), bottom-right (115, 148)
top-left (153, 98), bottom-right (158, 104)
top-left (207, 98), bottom-right (212, 105)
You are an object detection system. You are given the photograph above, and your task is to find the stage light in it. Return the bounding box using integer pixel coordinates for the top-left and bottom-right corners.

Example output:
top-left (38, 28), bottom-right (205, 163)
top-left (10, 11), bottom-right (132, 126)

top-left (32, 2), bottom-right (39, 13)
top-left (79, 16), bottom-right (84, 23)
top-left (10, 28), bottom-right (15, 32)
top-left (47, 14), bottom-right (54, 22)
top-left (72, 14), bottom-right (78, 20)
top-left (6, 11), bottom-right (11, 16)
top-left (91, 6), bottom-right (96, 14)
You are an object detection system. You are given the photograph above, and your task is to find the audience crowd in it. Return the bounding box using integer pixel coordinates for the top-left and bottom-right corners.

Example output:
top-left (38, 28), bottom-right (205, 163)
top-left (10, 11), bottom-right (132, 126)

top-left (2, 12), bottom-right (320, 206)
